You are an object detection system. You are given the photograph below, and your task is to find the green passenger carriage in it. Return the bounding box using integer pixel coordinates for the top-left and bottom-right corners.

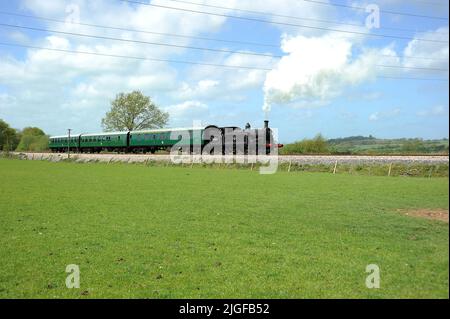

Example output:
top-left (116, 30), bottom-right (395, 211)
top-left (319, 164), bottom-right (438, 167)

top-left (129, 128), bottom-right (205, 153)
top-left (49, 127), bottom-right (208, 153)
top-left (79, 132), bottom-right (128, 153)
top-left (49, 134), bottom-right (80, 152)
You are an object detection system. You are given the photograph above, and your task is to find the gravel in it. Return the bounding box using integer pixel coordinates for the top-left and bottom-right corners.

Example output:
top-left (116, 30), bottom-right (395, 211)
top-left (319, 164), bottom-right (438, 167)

top-left (12, 152), bottom-right (449, 165)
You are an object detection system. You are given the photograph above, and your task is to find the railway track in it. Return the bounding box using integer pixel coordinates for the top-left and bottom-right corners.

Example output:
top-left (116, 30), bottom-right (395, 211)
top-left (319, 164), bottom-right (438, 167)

top-left (10, 152), bottom-right (449, 165)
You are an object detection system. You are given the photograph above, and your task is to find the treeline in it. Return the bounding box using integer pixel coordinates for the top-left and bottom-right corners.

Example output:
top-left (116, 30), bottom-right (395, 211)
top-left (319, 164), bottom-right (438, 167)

top-left (280, 134), bottom-right (449, 155)
top-left (0, 119), bottom-right (49, 152)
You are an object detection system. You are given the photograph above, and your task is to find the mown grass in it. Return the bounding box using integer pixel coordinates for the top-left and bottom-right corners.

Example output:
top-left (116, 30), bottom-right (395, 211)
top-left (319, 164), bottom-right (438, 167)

top-left (0, 158), bottom-right (448, 298)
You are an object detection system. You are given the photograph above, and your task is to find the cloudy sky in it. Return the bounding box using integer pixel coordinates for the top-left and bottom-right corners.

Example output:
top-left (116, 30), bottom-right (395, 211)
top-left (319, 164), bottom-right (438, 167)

top-left (0, 0), bottom-right (448, 142)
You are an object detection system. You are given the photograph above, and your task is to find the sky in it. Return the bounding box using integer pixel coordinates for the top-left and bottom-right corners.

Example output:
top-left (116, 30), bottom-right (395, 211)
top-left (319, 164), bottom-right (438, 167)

top-left (0, 0), bottom-right (448, 142)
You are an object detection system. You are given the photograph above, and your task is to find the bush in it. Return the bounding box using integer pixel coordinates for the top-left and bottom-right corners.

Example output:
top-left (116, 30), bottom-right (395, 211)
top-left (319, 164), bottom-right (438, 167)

top-left (401, 139), bottom-right (426, 153)
top-left (0, 119), bottom-right (20, 151)
top-left (280, 134), bottom-right (329, 155)
top-left (15, 126), bottom-right (49, 152)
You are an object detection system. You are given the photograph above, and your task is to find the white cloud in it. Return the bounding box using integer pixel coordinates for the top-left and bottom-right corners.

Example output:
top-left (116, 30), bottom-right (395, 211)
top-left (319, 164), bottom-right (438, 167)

top-left (402, 27), bottom-right (449, 73)
top-left (262, 24), bottom-right (450, 115)
top-left (369, 108), bottom-right (401, 121)
top-left (417, 105), bottom-right (447, 117)
top-left (165, 100), bottom-right (209, 122)
top-left (262, 33), bottom-right (383, 113)
top-left (0, 93), bottom-right (17, 110)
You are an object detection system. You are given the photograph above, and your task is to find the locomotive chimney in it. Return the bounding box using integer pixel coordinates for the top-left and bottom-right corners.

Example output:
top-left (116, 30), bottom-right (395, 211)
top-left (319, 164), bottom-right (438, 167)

top-left (264, 120), bottom-right (269, 129)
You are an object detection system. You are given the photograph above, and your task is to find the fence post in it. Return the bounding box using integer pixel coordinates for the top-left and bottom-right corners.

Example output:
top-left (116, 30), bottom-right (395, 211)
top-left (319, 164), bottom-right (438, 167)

top-left (333, 160), bottom-right (338, 174)
top-left (388, 163), bottom-right (392, 177)
top-left (288, 160), bottom-right (292, 172)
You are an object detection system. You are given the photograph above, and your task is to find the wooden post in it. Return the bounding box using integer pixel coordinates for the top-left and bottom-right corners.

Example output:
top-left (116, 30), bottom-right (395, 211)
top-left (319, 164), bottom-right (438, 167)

top-left (67, 129), bottom-right (72, 160)
top-left (288, 160), bottom-right (292, 172)
top-left (388, 163), bottom-right (392, 177)
top-left (333, 160), bottom-right (338, 174)
top-left (250, 163), bottom-right (254, 171)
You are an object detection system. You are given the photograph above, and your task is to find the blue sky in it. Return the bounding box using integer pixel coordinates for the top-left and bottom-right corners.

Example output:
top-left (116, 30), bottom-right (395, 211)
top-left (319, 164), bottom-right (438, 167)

top-left (0, 0), bottom-right (448, 142)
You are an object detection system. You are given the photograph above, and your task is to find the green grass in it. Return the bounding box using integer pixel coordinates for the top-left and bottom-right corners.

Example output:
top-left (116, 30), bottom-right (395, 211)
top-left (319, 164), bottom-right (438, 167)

top-left (0, 159), bottom-right (448, 298)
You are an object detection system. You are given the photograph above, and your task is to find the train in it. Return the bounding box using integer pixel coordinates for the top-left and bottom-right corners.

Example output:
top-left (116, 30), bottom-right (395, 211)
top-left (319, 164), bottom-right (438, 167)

top-left (49, 121), bottom-right (283, 155)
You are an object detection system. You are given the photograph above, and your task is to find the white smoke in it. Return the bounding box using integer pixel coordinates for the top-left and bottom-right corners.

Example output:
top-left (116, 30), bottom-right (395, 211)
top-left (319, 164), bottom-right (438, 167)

top-left (263, 33), bottom-right (379, 114)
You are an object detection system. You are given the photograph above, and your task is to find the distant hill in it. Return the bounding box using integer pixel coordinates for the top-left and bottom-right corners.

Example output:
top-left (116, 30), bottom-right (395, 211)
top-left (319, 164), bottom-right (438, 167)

top-left (327, 136), bottom-right (449, 155)
top-left (280, 135), bottom-right (449, 155)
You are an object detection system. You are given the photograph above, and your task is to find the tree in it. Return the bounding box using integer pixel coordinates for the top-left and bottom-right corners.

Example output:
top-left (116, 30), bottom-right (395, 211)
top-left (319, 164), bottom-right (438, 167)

top-left (101, 91), bottom-right (169, 132)
top-left (16, 126), bottom-right (49, 152)
top-left (0, 119), bottom-right (19, 151)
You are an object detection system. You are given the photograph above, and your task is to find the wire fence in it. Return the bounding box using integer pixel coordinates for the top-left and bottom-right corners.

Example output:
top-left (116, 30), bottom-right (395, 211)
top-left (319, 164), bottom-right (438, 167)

top-left (2, 152), bottom-right (448, 178)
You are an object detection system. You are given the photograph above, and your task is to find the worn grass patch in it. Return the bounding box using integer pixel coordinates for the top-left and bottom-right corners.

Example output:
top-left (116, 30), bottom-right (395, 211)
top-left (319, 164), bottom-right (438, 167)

top-left (0, 159), bottom-right (448, 298)
top-left (398, 209), bottom-right (449, 223)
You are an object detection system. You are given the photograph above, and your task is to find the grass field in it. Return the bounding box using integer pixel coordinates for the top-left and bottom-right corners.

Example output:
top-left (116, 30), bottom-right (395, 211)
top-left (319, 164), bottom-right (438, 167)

top-left (0, 159), bottom-right (448, 298)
